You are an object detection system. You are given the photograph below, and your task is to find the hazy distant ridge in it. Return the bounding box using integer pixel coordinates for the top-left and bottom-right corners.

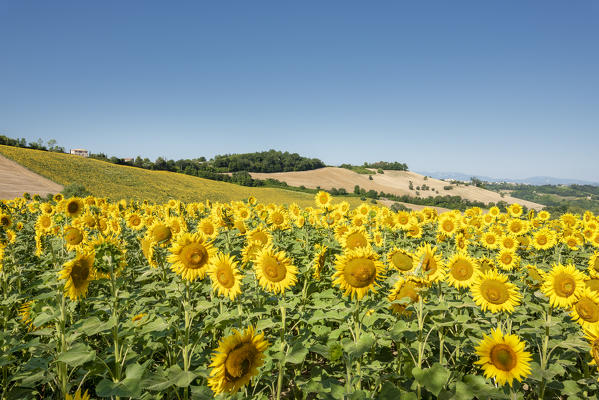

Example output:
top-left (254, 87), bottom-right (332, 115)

top-left (416, 171), bottom-right (599, 186)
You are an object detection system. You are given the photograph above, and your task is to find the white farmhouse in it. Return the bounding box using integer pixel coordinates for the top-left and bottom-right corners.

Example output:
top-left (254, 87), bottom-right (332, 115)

top-left (70, 148), bottom-right (89, 157)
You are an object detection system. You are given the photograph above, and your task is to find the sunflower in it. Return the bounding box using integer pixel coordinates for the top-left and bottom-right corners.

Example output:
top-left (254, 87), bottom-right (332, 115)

top-left (471, 270), bottom-right (521, 313)
top-left (315, 190), bottom-right (332, 208)
top-left (481, 231), bottom-right (500, 250)
top-left (246, 226), bottom-right (272, 247)
top-left (168, 232), bottom-right (216, 281)
top-left (584, 325), bottom-right (599, 378)
top-left (388, 277), bottom-right (427, 315)
top-left (59, 251), bottom-right (95, 300)
top-left (208, 325), bottom-right (269, 395)
top-left (395, 211), bottom-right (411, 229)
top-left (267, 207), bottom-right (289, 230)
top-left (499, 235), bottom-right (518, 252)
top-left (63, 197), bottom-right (85, 218)
top-left (507, 203), bottom-right (523, 218)
top-left (63, 225), bottom-right (86, 251)
top-left (570, 287), bottom-right (599, 329)
top-left (413, 243), bottom-right (446, 283)
top-left (406, 222), bottom-right (423, 239)
top-left (241, 240), bottom-right (264, 266)
top-left (474, 328), bottom-right (531, 387)
top-left (125, 212), bottom-right (144, 230)
top-left (147, 220), bottom-right (173, 245)
top-left (532, 228), bottom-right (557, 250)
top-left (208, 253), bottom-right (243, 300)
top-left (563, 234), bottom-right (583, 251)
top-left (1, 214), bottom-right (14, 229)
top-left (386, 247), bottom-right (415, 273)
top-left (445, 252), bottom-right (479, 289)
top-left (53, 193), bottom-right (64, 202)
top-left (541, 263), bottom-right (586, 308)
top-left (312, 244), bottom-right (327, 280)
top-left (88, 235), bottom-right (127, 278)
top-left (65, 388), bottom-right (91, 400)
top-left (338, 226), bottom-right (371, 251)
top-left (437, 215), bottom-right (459, 236)
top-left (40, 202), bottom-right (54, 215)
top-left (18, 300), bottom-right (37, 332)
top-left (254, 245), bottom-right (297, 294)
top-left (333, 247), bottom-right (385, 300)
top-left (589, 252), bottom-right (599, 278)
top-left (198, 217), bottom-right (219, 239)
top-left (507, 219), bottom-right (528, 236)
top-left (495, 249), bottom-right (520, 271)
top-left (523, 264), bottom-right (546, 288)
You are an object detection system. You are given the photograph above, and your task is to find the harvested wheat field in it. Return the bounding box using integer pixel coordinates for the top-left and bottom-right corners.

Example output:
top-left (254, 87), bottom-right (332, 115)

top-left (250, 167), bottom-right (544, 210)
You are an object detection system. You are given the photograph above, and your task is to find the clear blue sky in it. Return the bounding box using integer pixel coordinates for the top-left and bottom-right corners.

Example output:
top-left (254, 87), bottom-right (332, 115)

top-left (1, 1), bottom-right (597, 180)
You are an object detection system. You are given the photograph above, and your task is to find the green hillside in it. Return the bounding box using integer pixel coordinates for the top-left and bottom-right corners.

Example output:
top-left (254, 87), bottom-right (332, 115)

top-left (0, 145), bottom-right (363, 207)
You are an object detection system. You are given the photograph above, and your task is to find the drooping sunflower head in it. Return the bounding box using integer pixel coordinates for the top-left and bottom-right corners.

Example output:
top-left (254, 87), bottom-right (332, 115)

top-left (388, 277), bottom-right (427, 315)
top-left (471, 269), bottom-right (522, 314)
top-left (254, 245), bottom-right (298, 294)
top-left (386, 247), bottom-right (415, 273)
top-left (208, 253), bottom-right (243, 300)
top-left (541, 263), bottom-right (586, 309)
top-left (88, 235), bottom-right (127, 278)
top-left (58, 251), bottom-right (95, 300)
top-left (474, 328), bottom-right (532, 387)
top-left (168, 232), bottom-right (216, 281)
top-left (333, 247), bottom-right (385, 300)
top-left (445, 252), bottom-right (479, 289)
top-left (338, 226), bottom-right (371, 251)
top-left (312, 244), bottom-right (328, 280)
top-left (63, 198), bottom-right (85, 218)
top-left (413, 243), bottom-right (446, 283)
top-left (208, 326), bottom-right (269, 395)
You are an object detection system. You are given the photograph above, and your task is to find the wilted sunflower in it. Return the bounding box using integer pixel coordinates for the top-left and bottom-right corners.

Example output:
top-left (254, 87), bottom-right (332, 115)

top-left (333, 247), bottom-right (385, 300)
top-left (388, 277), bottom-right (427, 315)
top-left (207, 253), bottom-right (243, 300)
top-left (445, 252), bottom-right (479, 289)
top-left (168, 232), bottom-right (216, 281)
top-left (541, 263), bottom-right (586, 308)
top-left (570, 287), bottom-right (599, 329)
top-left (59, 251), bottom-right (95, 300)
top-left (312, 244), bottom-right (327, 280)
top-left (471, 270), bottom-right (521, 313)
top-left (63, 197), bottom-right (85, 218)
top-left (254, 245), bottom-right (297, 294)
top-left (413, 243), bottom-right (446, 283)
top-left (475, 328), bottom-right (531, 387)
top-left (208, 326), bottom-right (269, 395)
top-left (386, 247), bottom-right (415, 273)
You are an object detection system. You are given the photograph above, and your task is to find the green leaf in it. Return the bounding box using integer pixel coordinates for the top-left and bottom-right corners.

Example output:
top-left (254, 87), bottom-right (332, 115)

top-left (378, 382), bottom-right (403, 400)
top-left (411, 363), bottom-right (450, 397)
top-left (453, 375), bottom-right (507, 400)
top-left (55, 343), bottom-right (95, 367)
top-left (285, 342), bottom-right (308, 364)
top-left (73, 316), bottom-right (112, 335)
top-left (348, 333), bottom-right (375, 358)
top-left (96, 361), bottom-right (148, 398)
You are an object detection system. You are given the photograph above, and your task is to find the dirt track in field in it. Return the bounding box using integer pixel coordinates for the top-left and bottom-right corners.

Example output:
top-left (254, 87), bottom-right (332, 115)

top-left (250, 167), bottom-right (544, 210)
top-left (0, 154), bottom-right (63, 200)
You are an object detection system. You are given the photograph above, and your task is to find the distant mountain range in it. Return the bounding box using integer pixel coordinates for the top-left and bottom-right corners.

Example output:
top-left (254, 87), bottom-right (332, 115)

top-left (415, 171), bottom-right (599, 186)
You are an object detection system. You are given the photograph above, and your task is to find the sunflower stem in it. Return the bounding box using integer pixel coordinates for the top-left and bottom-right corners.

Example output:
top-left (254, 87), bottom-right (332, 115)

top-left (538, 306), bottom-right (552, 400)
top-left (56, 291), bottom-right (68, 397)
top-left (416, 294), bottom-right (425, 400)
top-left (182, 281), bottom-right (192, 400)
top-left (108, 256), bottom-right (122, 400)
top-left (276, 304), bottom-right (286, 400)
top-left (353, 299), bottom-right (362, 391)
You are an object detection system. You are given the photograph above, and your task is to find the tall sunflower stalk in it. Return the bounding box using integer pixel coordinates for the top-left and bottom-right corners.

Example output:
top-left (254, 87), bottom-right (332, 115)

top-left (106, 255), bottom-right (124, 395)
top-left (1, 253), bottom-right (11, 399)
top-left (275, 302), bottom-right (286, 400)
top-left (55, 288), bottom-right (69, 397)
top-left (538, 306), bottom-right (552, 399)
top-left (181, 281), bottom-right (194, 400)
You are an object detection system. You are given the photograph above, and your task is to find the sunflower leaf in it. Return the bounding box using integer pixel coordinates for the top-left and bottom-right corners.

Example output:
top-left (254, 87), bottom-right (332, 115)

top-left (411, 363), bottom-right (450, 397)
top-left (55, 343), bottom-right (95, 367)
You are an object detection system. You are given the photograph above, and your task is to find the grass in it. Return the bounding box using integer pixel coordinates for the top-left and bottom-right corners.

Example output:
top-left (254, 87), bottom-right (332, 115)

top-left (0, 145), bottom-right (366, 207)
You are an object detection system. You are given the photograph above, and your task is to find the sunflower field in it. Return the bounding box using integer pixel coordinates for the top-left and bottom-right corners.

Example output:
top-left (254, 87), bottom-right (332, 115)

top-left (1, 192), bottom-right (599, 400)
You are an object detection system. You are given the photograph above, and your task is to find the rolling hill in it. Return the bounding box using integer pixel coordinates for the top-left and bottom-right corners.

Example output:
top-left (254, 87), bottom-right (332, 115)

top-left (0, 145), bottom-right (361, 207)
top-left (250, 167), bottom-right (544, 210)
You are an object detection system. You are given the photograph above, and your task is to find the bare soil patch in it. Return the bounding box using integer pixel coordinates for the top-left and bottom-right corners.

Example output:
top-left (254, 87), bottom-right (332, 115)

top-left (0, 154), bottom-right (63, 200)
